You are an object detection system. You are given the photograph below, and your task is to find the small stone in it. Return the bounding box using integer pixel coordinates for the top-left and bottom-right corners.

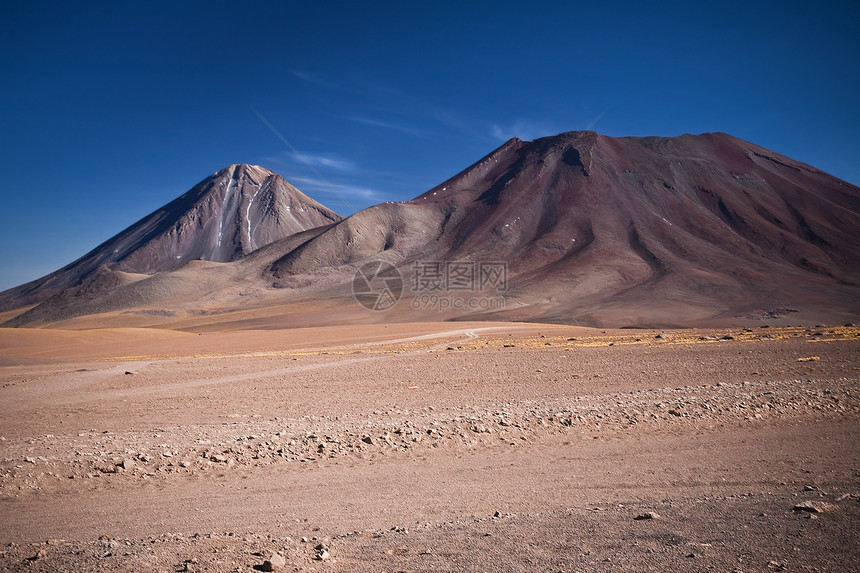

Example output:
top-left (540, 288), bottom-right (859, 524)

top-left (260, 552), bottom-right (286, 570)
top-left (634, 511), bottom-right (660, 520)
top-left (121, 458), bottom-right (135, 470)
top-left (655, 334), bottom-right (668, 339)
top-left (316, 549), bottom-right (330, 560)
top-left (793, 500), bottom-right (836, 513)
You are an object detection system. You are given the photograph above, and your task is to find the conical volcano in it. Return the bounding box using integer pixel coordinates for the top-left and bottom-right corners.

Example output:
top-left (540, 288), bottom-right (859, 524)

top-left (269, 131), bottom-right (860, 325)
top-left (0, 164), bottom-right (342, 311)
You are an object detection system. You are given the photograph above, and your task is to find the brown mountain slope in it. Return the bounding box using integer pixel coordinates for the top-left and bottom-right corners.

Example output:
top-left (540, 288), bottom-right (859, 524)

top-left (0, 164), bottom-right (342, 312)
top-left (266, 131), bottom-right (860, 326)
top-left (3, 131), bottom-right (859, 329)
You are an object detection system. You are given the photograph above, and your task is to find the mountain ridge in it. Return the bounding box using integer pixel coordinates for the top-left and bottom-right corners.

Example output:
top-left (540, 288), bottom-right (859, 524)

top-left (3, 130), bottom-right (859, 329)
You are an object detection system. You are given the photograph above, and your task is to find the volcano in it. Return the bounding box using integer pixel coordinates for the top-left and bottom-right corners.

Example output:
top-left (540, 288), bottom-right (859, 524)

top-left (266, 131), bottom-right (860, 325)
top-left (3, 132), bottom-right (859, 329)
top-left (0, 164), bottom-right (342, 312)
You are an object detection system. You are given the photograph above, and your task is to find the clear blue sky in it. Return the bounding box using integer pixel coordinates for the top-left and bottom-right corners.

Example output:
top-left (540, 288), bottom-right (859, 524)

top-left (1, 0), bottom-right (858, 291)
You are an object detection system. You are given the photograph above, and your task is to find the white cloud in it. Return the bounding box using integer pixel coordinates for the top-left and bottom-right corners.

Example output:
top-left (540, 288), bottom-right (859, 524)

top-left (290, 176), bottom-right (380, 201)
top-left (287, 152), bottom-right (356, 172)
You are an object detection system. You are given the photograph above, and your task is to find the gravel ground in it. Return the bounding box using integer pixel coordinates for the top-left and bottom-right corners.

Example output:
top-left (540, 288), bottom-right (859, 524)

top-left (1, 323), bottom-right (858, 571)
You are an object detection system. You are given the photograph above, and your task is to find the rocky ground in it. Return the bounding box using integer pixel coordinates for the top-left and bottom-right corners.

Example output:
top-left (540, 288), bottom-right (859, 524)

top-left (0, 323), bottom-right (858, 571)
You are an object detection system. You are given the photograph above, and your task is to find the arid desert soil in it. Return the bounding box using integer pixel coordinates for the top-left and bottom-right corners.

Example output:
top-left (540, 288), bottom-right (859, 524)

top-left (0, 322), bottom-right (858, 571)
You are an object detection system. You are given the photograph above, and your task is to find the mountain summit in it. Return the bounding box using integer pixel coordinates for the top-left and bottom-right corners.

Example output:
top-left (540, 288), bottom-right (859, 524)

top-left (269, 131), bottom-right (860, 325)
top-left (2, 132), bottom-right (859, 328)
top-left (0, 164), bottom-right (341, 310)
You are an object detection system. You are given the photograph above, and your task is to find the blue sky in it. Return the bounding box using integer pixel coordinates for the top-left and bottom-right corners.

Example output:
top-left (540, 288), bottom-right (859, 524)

top-left (1, 0), bottom-right (858, 292)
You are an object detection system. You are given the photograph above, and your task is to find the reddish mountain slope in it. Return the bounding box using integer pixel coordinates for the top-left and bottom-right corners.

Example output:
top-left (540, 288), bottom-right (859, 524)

top-left (3, 132), bottom-right (858, 328)
top-left (269, 131), bottom-right (860, 325)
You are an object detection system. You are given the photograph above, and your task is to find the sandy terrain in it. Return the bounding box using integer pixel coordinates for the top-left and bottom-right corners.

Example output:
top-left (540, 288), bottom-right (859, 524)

top-left (1, 322), bottom-right (858, 571)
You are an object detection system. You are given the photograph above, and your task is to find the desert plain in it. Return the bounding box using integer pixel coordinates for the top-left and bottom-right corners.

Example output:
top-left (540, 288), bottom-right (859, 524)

top-left (0, 321), bottom-right (858, 572)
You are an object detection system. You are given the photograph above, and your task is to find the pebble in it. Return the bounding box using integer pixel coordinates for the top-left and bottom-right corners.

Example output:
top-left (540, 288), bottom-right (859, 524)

top-left (634, 511), bottom-right (660, 520)
top-left (260, 552), bottom-right (286, 570)
top-left (792, 500), bottom-right (836, 513)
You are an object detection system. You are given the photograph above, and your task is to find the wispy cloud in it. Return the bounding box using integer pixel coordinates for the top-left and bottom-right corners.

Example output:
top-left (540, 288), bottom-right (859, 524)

top-left (290, 70), bottom-right (343, 91)
top-left (346, 115), bottom-right (429, 137)
top-left (490, 120), bottom-right (561, 142)
top-left (252, 107), bottom-right (359, 213)
top-left (290, 176), bottom-right (380, 201)
top-left (292, 70), bottom-right (492, 142)
top-left (287, 151), bottom-right (356, 172)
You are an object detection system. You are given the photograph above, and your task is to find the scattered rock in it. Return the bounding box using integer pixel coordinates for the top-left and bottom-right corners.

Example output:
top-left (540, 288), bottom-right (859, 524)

top-left (717, 335), bottom-right (734, 341)
top-left (314, 544), bottom-right (330, 561)
top-left (260, 552), bottom-right (286, 570)
top-left (792, 500), bottom-right (837, 513)
top-left (634, 511), bottom-right (660, 520)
